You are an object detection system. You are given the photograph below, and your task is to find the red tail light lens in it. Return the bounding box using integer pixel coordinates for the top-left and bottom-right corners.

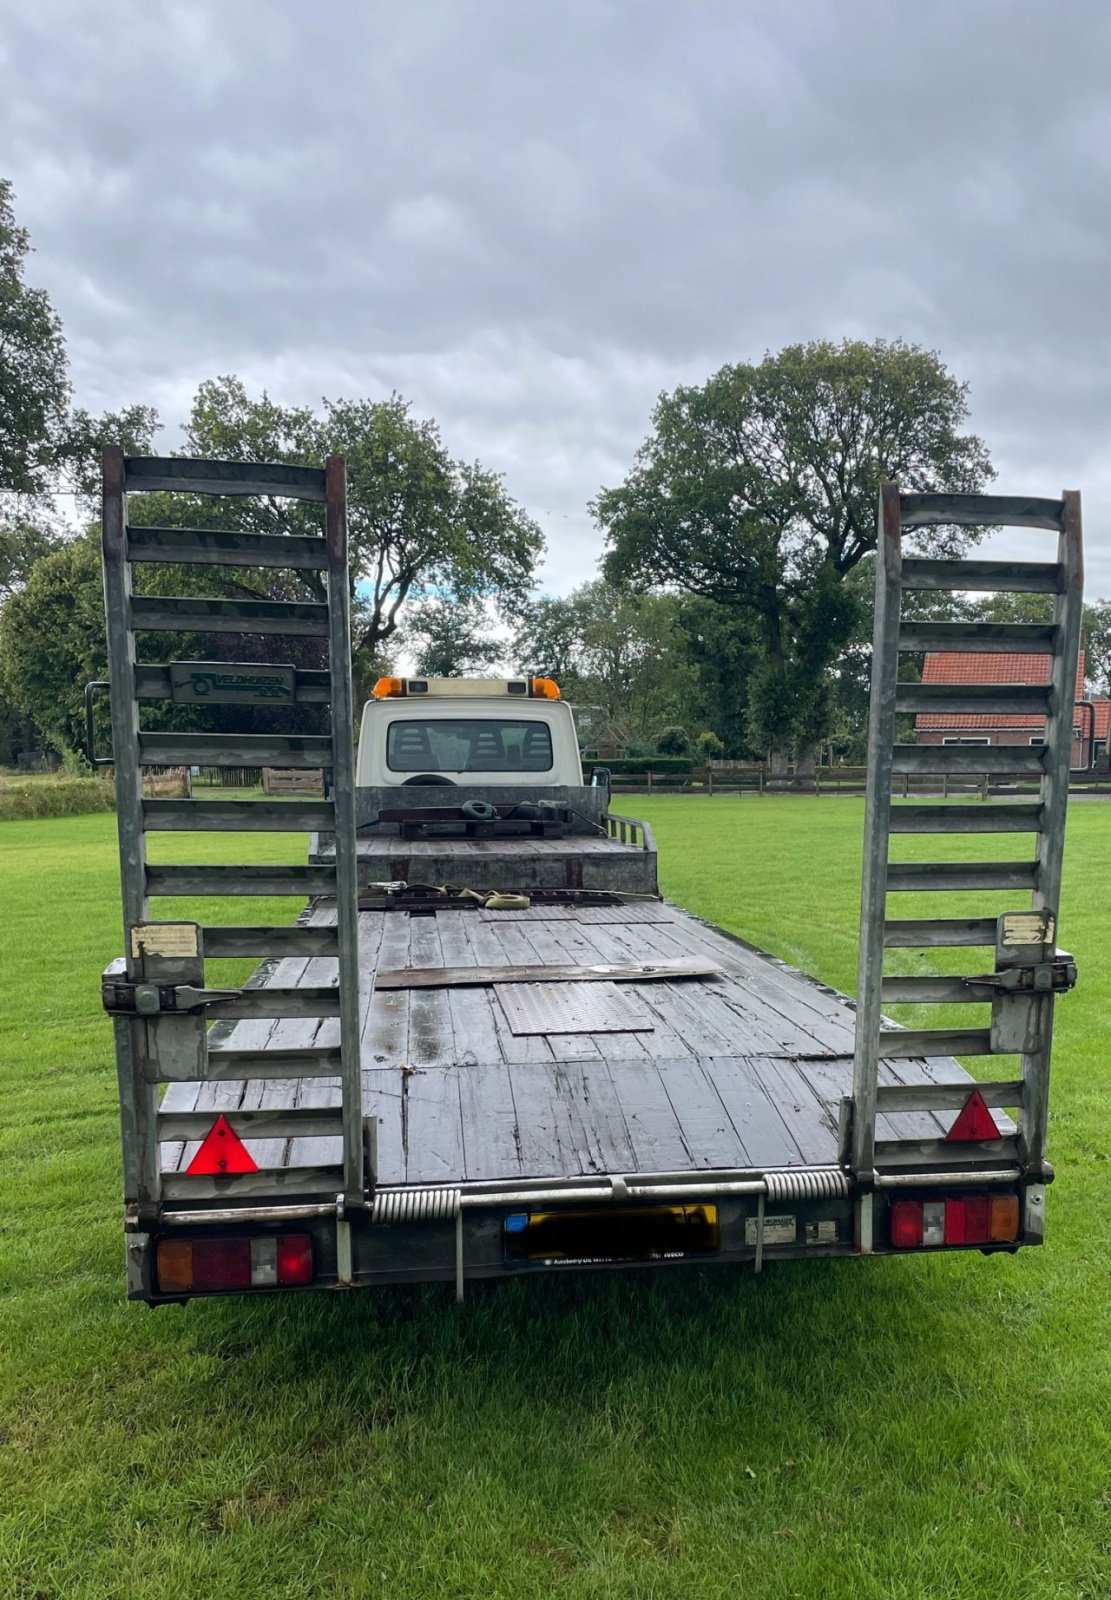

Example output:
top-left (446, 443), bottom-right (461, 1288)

top-left (156, 1234), bottom-right (313, 1293)
top-left (889, 1193), bottom-right (1020, 1250)
top-left (890, 1200), bottom-right (923, 1248)
top-left (276, 1234), bottom-right (313, 1285)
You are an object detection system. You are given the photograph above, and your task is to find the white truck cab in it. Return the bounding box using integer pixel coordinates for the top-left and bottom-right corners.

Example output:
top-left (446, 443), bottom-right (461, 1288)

top-left (355, 676), bottom-right (585, 788)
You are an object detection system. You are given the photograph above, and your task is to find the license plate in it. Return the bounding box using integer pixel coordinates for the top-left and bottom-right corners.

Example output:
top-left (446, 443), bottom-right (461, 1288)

top-left (504, 1203), bottom-right (719, 1265)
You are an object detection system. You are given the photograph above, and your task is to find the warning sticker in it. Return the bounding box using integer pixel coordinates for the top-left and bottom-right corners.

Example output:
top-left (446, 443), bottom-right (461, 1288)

top-left (745, 1213), bottom-right (796, 1246)
top-left (1000, 911), bottom-right (1055, 948)
top-left (130, 922), bottom-right (199, 959)
top-left (805, 1220), bottom-right (838, 1244)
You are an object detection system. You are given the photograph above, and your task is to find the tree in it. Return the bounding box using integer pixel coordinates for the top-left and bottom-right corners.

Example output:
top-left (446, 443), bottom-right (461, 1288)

top-left (513, 580), bottom-right (697, 741)
top-left (597, 339), bottom-right (993, 771)
top-left (0, 179), bottom-right (69, 496)
top-left (407, 595), bottom-right (504, 678)
top-left (150, 378), bottom-right (542, 697)
top-left (656, 725), bottom-right (691, 756)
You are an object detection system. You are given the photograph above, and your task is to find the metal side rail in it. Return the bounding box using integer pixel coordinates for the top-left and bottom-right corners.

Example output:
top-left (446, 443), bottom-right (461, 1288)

top-left (849, 486), bottom-right (1082, 1242)
top-left (99, 450), bottom-right (368, 1242)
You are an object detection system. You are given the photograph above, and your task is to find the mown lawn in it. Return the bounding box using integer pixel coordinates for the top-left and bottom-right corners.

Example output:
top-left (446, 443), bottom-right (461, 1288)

top-left (0, 798), bottom-right (1108, 1599)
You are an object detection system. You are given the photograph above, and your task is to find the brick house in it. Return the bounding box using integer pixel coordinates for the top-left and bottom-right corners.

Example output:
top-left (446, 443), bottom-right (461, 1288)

top-left (915, 647), bottom-right (1110, 770)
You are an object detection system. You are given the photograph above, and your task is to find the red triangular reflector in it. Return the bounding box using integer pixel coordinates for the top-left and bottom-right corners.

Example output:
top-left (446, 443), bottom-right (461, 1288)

top-left (945, 1090), bottom-right (1001, 1143)
top-left (185, 1115), bottom-right (259, 1175)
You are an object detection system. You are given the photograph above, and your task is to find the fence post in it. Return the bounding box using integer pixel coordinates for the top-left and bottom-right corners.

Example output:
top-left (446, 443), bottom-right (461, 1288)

top-left (942, 772), bottom-right (948, 799)
top-left (707, 766), bottom-right (713, 796)
top-left (981, 772), bottom-right (989, 801)
top-left (647, 769), bottom-right (653, 792)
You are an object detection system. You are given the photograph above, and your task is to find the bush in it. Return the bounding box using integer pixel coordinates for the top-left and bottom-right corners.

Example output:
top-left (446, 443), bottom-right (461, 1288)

top-left (583, 756), bottom-right (692, 776)
top-left (0, 777), bottom-right (115, 821)
top-left (656, 725), bottom-right (692, 756)
top-left (696, 730), bottom-right (725, 758)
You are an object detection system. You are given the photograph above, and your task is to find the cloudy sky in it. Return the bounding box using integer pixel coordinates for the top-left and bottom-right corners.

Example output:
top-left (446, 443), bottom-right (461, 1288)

top-left (2, 0), bottom-right (1109, 594)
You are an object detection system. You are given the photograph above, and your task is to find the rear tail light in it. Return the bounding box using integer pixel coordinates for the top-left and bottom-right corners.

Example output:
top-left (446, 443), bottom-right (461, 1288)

top-left (156, 1234), bottom-right (313, 1293)
top-left (888, 1194), bottom-right (1020, 1250)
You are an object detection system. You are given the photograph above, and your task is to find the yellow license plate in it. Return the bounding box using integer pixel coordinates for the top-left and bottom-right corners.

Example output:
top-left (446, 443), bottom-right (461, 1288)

top-left (504, 1203), bottom-right (719, 1264)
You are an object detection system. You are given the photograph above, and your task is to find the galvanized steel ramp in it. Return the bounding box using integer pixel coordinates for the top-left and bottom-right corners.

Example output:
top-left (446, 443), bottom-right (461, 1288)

top-left (99, 450), bottom-right (368, 1222)
top-left (850, 488), bottom-right (1082, 1195)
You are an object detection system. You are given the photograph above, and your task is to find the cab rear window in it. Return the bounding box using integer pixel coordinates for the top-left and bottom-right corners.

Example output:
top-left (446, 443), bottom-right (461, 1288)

top-left (386, 719), bottom-right (554, 773)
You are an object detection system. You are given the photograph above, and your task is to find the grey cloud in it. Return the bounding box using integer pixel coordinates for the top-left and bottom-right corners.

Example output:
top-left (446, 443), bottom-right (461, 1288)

top-left (2, 0), bottom-right (1111, 592)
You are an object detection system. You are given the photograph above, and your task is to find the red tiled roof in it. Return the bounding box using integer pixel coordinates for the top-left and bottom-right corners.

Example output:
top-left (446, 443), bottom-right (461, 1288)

top-left (917, 649), bottom-right (1091, 731)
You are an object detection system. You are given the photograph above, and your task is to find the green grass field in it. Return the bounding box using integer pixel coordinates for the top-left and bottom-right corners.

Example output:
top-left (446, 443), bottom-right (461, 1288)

top-left (1, 798), bottom-right (1109, 1599)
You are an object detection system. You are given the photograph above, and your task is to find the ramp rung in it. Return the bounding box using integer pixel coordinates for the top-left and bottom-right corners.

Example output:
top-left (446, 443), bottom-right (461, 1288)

top-left (128, 527), bottom-right (328, 569)
top-left (161, 1166), bottom-right (342, 1202)
top-left (880, 975), bottom-right (997, 1004)
top-left (886, 860), bottom-right (1038, 893)
top-left (874, 1079), bottom-right (1024, 1113)
top-left (878, 1028), bottom-right (995, 1058)
top-left (130, 596), bottom-right (329, 636)
top-left (892, 745), bottom-right (1046, 776)
top-left (889, 803), bottom-right (1044, 834)
top-left (143, 799), bottom-right (334, 832)
top-left (158, 1106), bottom-right (342, 1141)
top-left (204, 984), bottom-right (340, 1019)
top-left (202, 924), bottom-right (338, 958)
top-left (897, 622), bottom-right (1058, 654)
top-left (146, 864), bottom-right (335, 896)
top-left (123, 455), bottom-right (326, 502)
top-left (895, 683), bottom-right (1053, 715)
top-left (134, 664), bottom-right (330, 702)
top-left (138, 732), bottom-right (332, 767)
top-left (884, 918), bottom-right (998, 947)
top-left (898, 493), bottom-right (1064, 530)
top-left (193, 1047), bottom-right (343, 1082)
top-left (874, 1136), bottom-right (1020, 1167)
top-left (900, 558), bottom-right (1062, 593)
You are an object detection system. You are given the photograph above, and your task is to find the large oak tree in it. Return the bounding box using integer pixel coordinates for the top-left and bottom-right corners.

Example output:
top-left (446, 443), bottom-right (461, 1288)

top-left (596, 339), bottom-right (993, 771)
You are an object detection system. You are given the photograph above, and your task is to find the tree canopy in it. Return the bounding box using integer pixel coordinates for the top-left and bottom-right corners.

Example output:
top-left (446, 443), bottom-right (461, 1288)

top-left (596, 339), bottom-right (994, 767)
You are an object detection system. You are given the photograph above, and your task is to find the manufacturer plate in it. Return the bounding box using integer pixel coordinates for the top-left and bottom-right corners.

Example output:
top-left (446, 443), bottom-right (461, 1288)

top-left (1000, 911), bottom-right (1055, 948)
top-left (745, 1213), bottom-right (796, 1246)
top-left (131, 922), bottom-right (199, 958)
top-left (170, 661), bottom-right (295, 704)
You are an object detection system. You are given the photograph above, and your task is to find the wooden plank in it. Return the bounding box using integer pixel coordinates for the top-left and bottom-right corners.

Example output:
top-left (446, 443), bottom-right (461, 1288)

top-left (704, 1056), bottom-right (806, 1168)
top-left (127, 526), bottom-right (328, 569)
top-left (402, 1067), bottom-right (465, 1186)
top-left (607, 1058), bottom-right (695, 1171)
top-left (458, 1060), bottom-right (522, 1182)
top-left (654, 1056), bottom-right (747, 1169)
top-left (505, 1063), bottom-right (577, 1177)
top-left (746, 1057), bottom-right (838, 1165)
top-left (892, 746), bottom-right (1045, 776)
top-left (551, 1062), bottom-right (636, 1175)
top-left (158, 1106), bottom-right (343, 1141)
top-left (123, 455), bottom-right (326, 500)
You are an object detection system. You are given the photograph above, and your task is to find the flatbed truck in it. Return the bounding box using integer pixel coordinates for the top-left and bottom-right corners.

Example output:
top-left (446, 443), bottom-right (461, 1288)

top-left (97, 454), bottom-right (1082, 1302)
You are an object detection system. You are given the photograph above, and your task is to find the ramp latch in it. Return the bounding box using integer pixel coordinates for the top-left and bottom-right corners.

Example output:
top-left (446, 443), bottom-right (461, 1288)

top-left (101, 980), bottom-right (241, 1015)
top-left (963, 958), bottom-right (1077, 995)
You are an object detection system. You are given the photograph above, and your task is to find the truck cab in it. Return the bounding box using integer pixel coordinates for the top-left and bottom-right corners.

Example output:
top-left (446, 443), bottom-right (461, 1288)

top-left (355, 675), bottom-right (584, 788)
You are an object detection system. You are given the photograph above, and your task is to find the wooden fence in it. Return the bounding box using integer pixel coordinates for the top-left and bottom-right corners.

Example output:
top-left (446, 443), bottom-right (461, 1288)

top-left (606, 764), bottom-right (1111, 797)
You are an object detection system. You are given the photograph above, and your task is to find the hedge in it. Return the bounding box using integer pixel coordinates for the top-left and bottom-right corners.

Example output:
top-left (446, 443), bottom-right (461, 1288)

top-left (0, 778), bottom-right (116, 821)
top-left (582, 756), bottom-right (692, 776)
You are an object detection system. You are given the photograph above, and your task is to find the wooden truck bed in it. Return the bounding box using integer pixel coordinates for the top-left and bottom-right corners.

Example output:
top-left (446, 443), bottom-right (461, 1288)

top-left (160, 897), bottom-right (974, 1188)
